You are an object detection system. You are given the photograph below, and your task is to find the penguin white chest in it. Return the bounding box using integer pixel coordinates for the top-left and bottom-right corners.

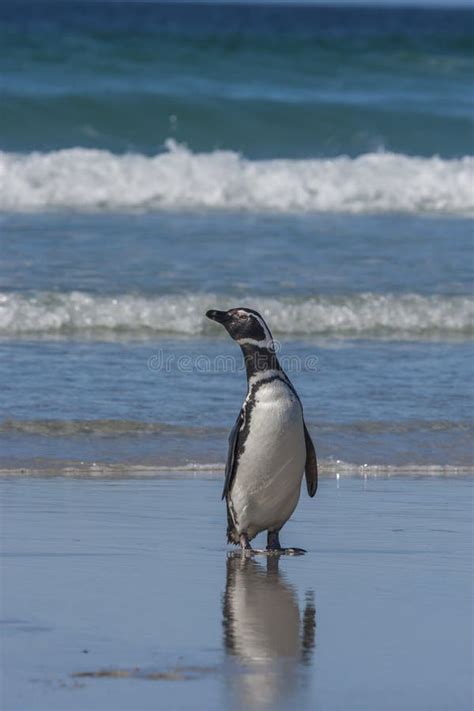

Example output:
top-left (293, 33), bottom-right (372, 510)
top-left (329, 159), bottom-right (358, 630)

top-left (229, 378), bottom-right (306, 539)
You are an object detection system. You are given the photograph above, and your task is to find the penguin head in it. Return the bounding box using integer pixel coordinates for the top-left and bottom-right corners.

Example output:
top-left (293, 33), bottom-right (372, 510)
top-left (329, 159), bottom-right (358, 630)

top-left (206, 308), bottom-right (274, 350)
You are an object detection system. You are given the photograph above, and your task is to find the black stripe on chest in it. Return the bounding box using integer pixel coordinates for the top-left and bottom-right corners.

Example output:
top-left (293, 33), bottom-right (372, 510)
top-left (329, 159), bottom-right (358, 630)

top-left (235, 374), bottom-right (294, 462)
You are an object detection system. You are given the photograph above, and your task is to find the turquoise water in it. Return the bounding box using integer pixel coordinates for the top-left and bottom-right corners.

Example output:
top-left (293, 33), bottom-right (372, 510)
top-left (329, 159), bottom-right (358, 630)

top-left (0, 2), bottom-right (473, 474)
top-left (1, 2), bottom-right (473, 157)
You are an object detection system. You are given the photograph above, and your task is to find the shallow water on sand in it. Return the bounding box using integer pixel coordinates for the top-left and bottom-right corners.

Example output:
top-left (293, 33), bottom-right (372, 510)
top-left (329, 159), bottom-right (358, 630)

top-left (1, 475), bottom-right (472, 711)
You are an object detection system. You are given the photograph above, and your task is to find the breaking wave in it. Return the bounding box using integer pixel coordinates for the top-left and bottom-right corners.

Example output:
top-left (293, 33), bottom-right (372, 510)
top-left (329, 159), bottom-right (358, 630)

top-left (0, 291), bottom-right (472, 339)
top-left (1, 142), bottom-right (473, 214)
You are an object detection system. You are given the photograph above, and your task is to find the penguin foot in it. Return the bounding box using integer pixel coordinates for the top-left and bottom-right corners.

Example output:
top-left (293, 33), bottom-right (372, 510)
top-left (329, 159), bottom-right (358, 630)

top-left (266, 531), bottom-right (306, 555)
top-left (233, 533), bottom-right (306, 556)
top-left (255, 547), bottom-right (306, 556)
top-left (236, 533), bottom-right (284, 556)
top-left (245, 547), bottom-right (306, 556)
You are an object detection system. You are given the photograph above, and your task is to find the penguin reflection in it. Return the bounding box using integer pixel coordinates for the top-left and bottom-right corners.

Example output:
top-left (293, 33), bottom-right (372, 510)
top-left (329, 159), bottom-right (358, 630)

top-left (223, 555), bottom-right (316, 709)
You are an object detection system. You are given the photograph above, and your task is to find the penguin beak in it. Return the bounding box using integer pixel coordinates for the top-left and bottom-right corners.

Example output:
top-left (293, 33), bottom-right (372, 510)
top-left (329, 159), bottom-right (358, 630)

top-left (206, 309), bottom-right (230, 325)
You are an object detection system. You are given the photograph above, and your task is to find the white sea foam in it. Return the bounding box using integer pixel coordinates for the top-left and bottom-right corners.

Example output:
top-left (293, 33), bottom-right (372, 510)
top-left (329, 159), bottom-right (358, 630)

top-left (0, 141), bottom-right (473, 214)
top-left (0, 291), bottom-right (471, 339)
top-left (0, 459), bottom-right (470, 479)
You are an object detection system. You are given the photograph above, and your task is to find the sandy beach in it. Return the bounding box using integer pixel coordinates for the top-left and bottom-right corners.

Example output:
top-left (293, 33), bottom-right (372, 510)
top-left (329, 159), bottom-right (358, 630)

top-left (1, 473), bottom-right (472, 711)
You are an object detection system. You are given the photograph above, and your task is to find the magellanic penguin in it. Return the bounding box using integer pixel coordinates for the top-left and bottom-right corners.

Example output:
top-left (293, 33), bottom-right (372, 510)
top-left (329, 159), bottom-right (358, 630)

top-left (206, 307), bottom-right (318, 554)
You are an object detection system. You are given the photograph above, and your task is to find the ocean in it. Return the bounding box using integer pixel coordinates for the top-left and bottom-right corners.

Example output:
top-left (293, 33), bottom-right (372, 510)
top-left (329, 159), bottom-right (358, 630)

top-left (0, 1), bottom-right (473, 476)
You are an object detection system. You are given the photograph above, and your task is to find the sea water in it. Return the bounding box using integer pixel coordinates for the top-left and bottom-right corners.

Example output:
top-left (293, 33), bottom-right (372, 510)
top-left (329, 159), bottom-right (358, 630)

top-left (0, 2), bottom-right (473, 475)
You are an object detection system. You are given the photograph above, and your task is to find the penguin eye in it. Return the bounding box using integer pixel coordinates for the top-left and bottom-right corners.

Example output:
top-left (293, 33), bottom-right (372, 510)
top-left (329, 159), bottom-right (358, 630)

top-left (237, 312), bottom-right (248, 320)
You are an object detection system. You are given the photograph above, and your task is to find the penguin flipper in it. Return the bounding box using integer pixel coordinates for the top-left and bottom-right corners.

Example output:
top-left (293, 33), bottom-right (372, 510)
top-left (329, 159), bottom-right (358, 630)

top-left (303, 422), bottom-right (318, 497)
top-left (222, 410), bottom-right (244, 500)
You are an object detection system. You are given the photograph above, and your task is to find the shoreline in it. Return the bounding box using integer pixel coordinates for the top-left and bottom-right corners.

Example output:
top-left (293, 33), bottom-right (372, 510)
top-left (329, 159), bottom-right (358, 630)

top-left (0, 462), bottom-right (472, 479)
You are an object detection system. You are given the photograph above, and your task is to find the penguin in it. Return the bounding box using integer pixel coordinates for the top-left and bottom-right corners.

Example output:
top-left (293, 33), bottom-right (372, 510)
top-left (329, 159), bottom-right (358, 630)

top-left (206, 307), bottom-right (318, 554)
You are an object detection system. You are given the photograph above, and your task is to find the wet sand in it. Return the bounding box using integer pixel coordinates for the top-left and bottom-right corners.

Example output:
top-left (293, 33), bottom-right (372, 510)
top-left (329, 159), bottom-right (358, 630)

top-left (1, 475), bottom-right (472, 711)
